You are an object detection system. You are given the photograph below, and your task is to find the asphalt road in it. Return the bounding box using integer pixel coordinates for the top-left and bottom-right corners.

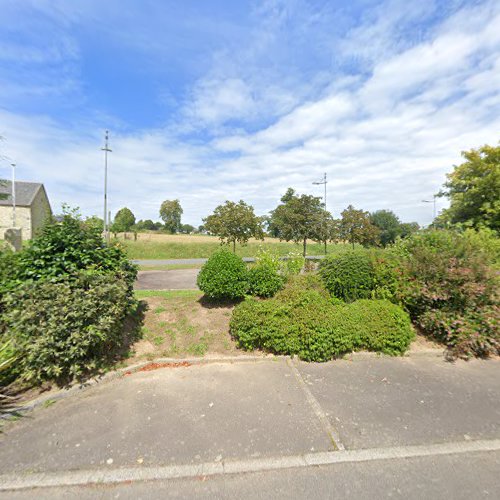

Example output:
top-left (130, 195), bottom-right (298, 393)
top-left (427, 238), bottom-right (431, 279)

top-left (134, 269), bottom-right (199, 290)
top-left (1, 356), bottom-right (499, 498)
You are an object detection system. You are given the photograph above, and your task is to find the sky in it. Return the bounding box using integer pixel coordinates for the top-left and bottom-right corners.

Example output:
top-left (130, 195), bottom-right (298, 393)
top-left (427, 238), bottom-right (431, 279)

top-left (0, 0), bottom-right (499, 227)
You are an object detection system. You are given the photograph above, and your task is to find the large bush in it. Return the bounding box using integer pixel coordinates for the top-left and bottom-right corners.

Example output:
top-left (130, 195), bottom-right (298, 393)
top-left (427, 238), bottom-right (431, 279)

top-left (394, 230), bottom-right (499, 358)
top-left (197, 249), bottom-right (248, 300)
top-left (319, 250), bottom-right (375, 301)
top-left (2, 272), bottom-right (135, 383)
top-left (3, 211), bottom-right (137, 292)
top-left (230, 279), bottom-right (414, 361)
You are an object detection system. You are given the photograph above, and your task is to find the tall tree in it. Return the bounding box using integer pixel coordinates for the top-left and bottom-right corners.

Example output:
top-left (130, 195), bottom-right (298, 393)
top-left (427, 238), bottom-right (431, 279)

top-left (438, 143), bottom-right (499, 232)
top-left (203, 200), bottom-right (264, 252)
top-left (339, 205), bottom-right (380, 248)
top-left (399, 221), bottom-right (420, 238)
top-left (160, 199), bottom-right (183, 233)
top-left (111, 207), bottom-right (136, 232)
top-left (270, 188), bottom-right (327, 256)
top-left (370, 210), bottom-right (401, 246)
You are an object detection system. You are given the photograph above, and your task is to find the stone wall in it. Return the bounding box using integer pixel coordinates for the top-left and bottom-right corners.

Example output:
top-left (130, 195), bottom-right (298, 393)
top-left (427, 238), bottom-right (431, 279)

top-left (0, 206), bottom-right (32, 240)
top-left (30, 188), bottom-right (52, 238)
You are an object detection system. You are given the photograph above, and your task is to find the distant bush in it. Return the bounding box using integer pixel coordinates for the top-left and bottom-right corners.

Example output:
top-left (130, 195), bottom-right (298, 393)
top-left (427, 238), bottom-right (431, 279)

top-left (2, 272), bottom-right (135, 384)
top-left (319, 250), bottom-right (375, 301)
top-left (197, 249), bottom-right (248, 300)
top-left (230, 278), bottom-right (414, 361)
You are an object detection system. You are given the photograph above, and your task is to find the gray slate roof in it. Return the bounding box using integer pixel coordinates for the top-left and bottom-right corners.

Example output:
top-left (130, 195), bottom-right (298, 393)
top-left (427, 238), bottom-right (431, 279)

top-left (0, 180), bottom-right (43, 207)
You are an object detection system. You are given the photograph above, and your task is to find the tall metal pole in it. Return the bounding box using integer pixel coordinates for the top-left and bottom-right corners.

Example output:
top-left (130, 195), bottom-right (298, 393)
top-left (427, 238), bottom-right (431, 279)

top-left (313, 172), bottom-right (328, 254)
top-left (11, 163), bottom-right (16, 227)
top-left (101, 130), bottom-right (112, 244)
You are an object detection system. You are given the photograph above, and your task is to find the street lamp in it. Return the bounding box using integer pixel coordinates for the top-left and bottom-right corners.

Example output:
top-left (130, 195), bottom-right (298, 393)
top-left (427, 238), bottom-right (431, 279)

top-left (313, 172), bottom-right (328, 254)
top-left (422, 195), bottom-right (437, 220)
top-left (101, 130), bottom-right (112, 244)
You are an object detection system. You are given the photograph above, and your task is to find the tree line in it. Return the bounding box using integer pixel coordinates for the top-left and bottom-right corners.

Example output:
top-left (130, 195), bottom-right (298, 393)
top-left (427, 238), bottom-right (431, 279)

top-left (100, 141), bottom-right (499, 252)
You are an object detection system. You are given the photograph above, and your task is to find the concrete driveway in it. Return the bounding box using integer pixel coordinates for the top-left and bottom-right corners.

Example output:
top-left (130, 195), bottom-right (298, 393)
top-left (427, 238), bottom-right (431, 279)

top-left (134, 269), bottom-right (199, 290)
top-left (1, 356), bottom-right (499, 498)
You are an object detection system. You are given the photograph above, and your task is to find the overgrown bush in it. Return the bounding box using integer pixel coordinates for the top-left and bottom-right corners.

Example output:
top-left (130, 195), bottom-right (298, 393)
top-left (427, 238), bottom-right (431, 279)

top-left (197, 248), bottom-right (248, 300)
top-left (2, 272), bottom-right (135, 383)
top-left (230, 279), bottom-right (414, 361)
top-left (394, 230), bottom-right (499, 358)
top-left (2, 210), bottom-right (137, 293)
top-left (319, 250), bottom-right (375, 301)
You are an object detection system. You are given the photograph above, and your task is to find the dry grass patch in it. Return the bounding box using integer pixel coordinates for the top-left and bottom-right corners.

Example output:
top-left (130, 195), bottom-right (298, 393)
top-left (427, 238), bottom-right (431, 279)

top-left (131, 291), bottom-right (241, 360)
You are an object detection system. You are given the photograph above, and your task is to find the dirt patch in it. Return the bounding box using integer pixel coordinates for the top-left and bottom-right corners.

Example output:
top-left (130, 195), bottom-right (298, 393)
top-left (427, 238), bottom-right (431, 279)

top-left (129, 293), bottom-right (240, 362)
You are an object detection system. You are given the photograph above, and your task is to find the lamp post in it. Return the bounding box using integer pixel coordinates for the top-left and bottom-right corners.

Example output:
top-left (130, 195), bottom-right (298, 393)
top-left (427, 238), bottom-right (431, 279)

top-left (422, 195), bottom-right (437, 221)
top-left (313, 172), bottom-right (328, 254)
top-left (101, 130), bottom-right (112, 244)
top-left (11, 162), bottom-right (16, 227)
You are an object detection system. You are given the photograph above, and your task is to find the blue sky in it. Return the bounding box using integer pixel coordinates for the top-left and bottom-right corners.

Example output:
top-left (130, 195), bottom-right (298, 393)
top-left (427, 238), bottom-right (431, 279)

top-left (0, 0), bottom-right (499, 226)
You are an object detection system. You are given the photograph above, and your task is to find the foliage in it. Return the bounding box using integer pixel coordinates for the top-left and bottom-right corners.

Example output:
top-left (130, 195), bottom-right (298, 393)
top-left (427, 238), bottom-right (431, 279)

top-left (180, 223), bottom-right (195, 234)
top-left (230, 277), bottom-right (414, 361)
top-left (247, 248), bottom-right (285, 298)
top-left (399, 222), bottom-right (420, 239)
top-left (203, 200), bottom-right (264, 252)
top-left (3, 210), bottom-right (137, 291)
top-left (319, 250), bottom-right (375, 301)
top-left (394, 229), bottom-right (499, 358)
top-left (338, 205), bottom-right (380, 248)
top-left (111, 207), bottom-right (136, 232)
top-left (270, 188), bottom-right (330, 256)
top-left (438, 143), bottom-right (499, 232)
top-left (2, 273), bottom-right (136, 384)
top-left (160, 199), bottom-right (183, 233)
top-left (84, 216), bottom-right (104, 232)
top-left (283, 251), bottom-right (305, 276)
top-left (135, 219), bottom-right (162, 231)
top-left (197, 249), bottom-right (248, 300)
top-left (0, 338), bottom-right (17, 387)
top-left (370, 210), bottom-right (401, 246)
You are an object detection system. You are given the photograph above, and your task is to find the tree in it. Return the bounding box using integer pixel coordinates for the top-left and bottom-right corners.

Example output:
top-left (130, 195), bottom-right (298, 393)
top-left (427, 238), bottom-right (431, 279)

top-left (180, 223), bottom-right (195, 234)
top-left (399, 221), bottom-right (420, 238)
top-left (270, 188), bottom-right (327, 256)
top-left (203, 200), bottom-right (264, 252)
top-left (84, 216), bottom-right (104, 232)
top-left (438, 143), bottom-right (500, 232)
top-left (134, 219), bottom-right (157, 231)
top-left (338, 205), bottom-right (380, 248)
top-left (160, 199), bottom-right (183, 233)
top-left (370, 210), bottom-right (401, 246)
top-left (111, 207), bottom-right (136, 233)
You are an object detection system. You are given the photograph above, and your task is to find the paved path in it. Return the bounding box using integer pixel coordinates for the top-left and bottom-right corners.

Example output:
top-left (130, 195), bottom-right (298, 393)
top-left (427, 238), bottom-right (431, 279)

top-left (134, 269), bottom-right (199, 290)
top-left (1, 356), bottom-right (499, 498)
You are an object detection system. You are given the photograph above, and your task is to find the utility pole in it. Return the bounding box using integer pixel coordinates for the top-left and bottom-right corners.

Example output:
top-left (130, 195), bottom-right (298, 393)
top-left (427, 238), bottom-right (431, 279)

top-left (313, 172), bottom-right (328, 254)
top-left (101, 130), bottom-right (112, 244)
top-left (422, 195), bottom-right (437, 223)
top-left (11, 162), bottom-right (16, 227)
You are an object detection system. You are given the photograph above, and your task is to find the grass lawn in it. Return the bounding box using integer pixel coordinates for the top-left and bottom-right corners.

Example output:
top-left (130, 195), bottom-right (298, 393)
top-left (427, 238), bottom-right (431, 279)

top-left (117, 232), bottom-right (355, 259)
top-left (130, 290), bottom-right (243, 361)
top-left (138, 263), bottom-right (203, 271)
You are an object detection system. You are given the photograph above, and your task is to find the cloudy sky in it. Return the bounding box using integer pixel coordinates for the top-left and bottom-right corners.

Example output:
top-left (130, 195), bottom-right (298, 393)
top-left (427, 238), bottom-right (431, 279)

top-left (0, 0), bottom-right (499, 226)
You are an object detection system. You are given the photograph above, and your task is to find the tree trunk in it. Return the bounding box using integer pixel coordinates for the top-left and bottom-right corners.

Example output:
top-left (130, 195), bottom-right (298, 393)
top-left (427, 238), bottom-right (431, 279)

top-left (303, 237), bottom-right (307, 257)
top-left (324, 239), bottom-right (327, 255)
top-left (233, 240), bottom-right (236, 253)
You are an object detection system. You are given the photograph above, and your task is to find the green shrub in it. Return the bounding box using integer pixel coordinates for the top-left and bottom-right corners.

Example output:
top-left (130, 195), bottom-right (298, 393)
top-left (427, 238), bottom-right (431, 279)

top-left (393, 229), bottom-right (499, 358)
top-left (319, 250), bottom-right (375, 301)
top-left (2, 272), bottom-right (136, 384)
top-left (283, 252), bottom-right (305, 276)
top-left (5, 210), bottom-right (137, 291)
top-left (197, 249), bottom-right (248, 300)
top-left (230, 278), bottom-right (414, 361)
top-left (247, 266), bottom-right (285, 297)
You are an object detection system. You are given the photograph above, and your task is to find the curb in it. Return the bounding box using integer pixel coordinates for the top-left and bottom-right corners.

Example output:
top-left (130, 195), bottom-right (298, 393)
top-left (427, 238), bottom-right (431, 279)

top-left (2, 349), bottom-right (445, 421)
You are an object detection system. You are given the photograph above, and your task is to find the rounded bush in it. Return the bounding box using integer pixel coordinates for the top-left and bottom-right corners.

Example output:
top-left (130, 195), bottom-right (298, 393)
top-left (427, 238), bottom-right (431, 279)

top-left (247, 266), bottom-right (285, 298)
top-left (231, 278), bottom-right (415, 361)
top-left (197, 249), bottom-right (248, 300)
top-left (319, 250), bottom-right (375, 301)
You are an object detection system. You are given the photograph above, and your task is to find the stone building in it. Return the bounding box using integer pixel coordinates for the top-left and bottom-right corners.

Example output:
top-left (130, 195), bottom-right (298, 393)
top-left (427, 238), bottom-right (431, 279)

top-left (0, 180), bottom-right (52, 240)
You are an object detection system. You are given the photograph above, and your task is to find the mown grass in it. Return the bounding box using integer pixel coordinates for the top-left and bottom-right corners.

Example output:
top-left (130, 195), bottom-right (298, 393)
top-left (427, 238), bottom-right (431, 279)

top-left (138, 263), bottom-right (203, 271)
top-left (121, 237), bottom-right (354, 260)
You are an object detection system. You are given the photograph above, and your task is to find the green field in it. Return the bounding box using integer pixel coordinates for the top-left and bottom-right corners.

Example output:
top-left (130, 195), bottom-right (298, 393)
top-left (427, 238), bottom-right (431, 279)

top-left (120, 235), bottom-right (354, 260)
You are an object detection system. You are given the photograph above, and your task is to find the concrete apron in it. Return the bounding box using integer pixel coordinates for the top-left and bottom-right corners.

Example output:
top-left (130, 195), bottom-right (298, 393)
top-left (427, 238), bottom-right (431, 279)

top-left (1, 355), bottom-right (499, 492)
